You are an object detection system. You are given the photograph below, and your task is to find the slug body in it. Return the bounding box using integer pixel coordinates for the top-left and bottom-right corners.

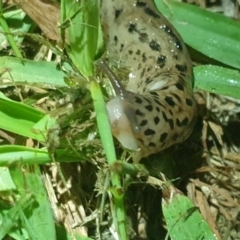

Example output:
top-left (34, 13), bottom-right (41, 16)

top-left (99, 0), bottom-right (197, 159)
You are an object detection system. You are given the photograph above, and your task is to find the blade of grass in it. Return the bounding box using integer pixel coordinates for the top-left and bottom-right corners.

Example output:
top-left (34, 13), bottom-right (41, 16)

top-left (0, 57), bottom-right (67, 86)
top-left (0, 1), bottom-right (22, 58)
top-left (155, 0), bottom-right (240, 69)
top-left (0, 145), bottom-right (51, 166)
top-left (194, 65), bottom-right (240, 98)
top-left (61, 0), bottom-right (99, 77)
top-left (0, 92), bottom-right (46, 141)
top-left (90, 80), bottom-right (128, 239)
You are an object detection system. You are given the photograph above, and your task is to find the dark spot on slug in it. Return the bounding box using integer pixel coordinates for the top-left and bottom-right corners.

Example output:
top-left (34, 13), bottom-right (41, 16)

top-left (186, 98), bottom-right (193, 106)
top-left (159, 132), bottom-right (168, 142)
top-left (162, 111), bottom-right (174, 129)
top-left (128, 23), bottom-right (137, 33)
top-left (162, 111), bottom-right (168, 122)
top-left (154, 116), bottom-right (160, 124)
top-left (140, 119), bottom-right (148, 126)
top-left (146, 77), bottom-right (153, 84)
top-left (144, 128), bottom-right (156, 136)
top-left (143, 97), bottom-right (151, 104)
top-left (137, 138), bottom-right (144, 144)
top-left (162, 25), bottom-right (180, 48)
top-left (120, 44), bottom-right (124, 52)
top-left (176, 117), bottom-right (189, 127)
top-left (172, 133), bottom-right (179, 141)
top-left (114, 35), bottom-right (118, 44)
top-left (165, 96), bottom-right (175, 107)
top-left (176, 82), bottom-right (184, 91)
top-left (128, 50), bottom-right (133, 55)
top-left (156, 107), bottom-right (160, 112)
top-left (136, 109), bottom-right (145, 116)
top-left (150, 91), bottom-right (159, 97)
top-left (149, 142), bottom-right (156, 147)
top-left (172, 93), bottom-right (182, 103)
top-left (178, 75), bottom-right (186, 85)
top-left (157, 55), bottom-right (166, 67)
top-left (135, 96), bottom-right (143, 104)
top-left (175, 38), bottom-right (183, 51)
top-left (142, 53), bottom-right (147, 62)
top-left (139, 33), bottom-right (148, 43)
top-left (154, 98), bottom-right (164, 107)
top-left (115, 9), bottom-right (122, 18)
top-left (141, 68), bottom-right (145, 78)
top-left (169, 119), bottom-right (174, 130)
top-left (144, 7), bottom-right (160, 18)
top-left (136, 1), bottom-right (147, 7)
top-left (175, 64), bottom-right (187, 72)
top-left (136, 49), bottom-right (141, 55)
top-left (149, 40), bottom-right (161, 52)
top-left (161, 86), bottom-right (169, 90)
top-left (145, 105), bottom-right (153, 111)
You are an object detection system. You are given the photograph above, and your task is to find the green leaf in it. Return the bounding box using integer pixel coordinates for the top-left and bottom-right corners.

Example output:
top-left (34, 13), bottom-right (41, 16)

top-left (155, 0), bottom-right (240, 69)
top-left (90, 80), bottom-right (116, 164)
top-left (0, 92), bottom-right (46, 141)
top-left (9, 166), bottom-right (56, 240)
top-left (162, 190), bottom-right (217, 240)
top-left (0, 145), bottom-right (51, 166)
top-left (0, 56), bottom-right (67, 86)
top-left (0, 167), bottom-right (16, 190)
top-left (194, 65), bottom-right (240, 98)
top-left (61, 0), bottom-right (99, 77)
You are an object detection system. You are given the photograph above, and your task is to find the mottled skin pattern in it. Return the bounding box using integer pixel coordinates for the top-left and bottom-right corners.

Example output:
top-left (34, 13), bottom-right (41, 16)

top-left (99, 0), bottom-right (197, 159)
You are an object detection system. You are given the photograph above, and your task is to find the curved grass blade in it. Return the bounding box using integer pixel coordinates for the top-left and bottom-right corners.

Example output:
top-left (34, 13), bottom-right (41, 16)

top-left (90, 80), bottom-right (128, 239)
top-left (61, 0), bottom-right (99, 77)
top-left (155, 0), bottom-right (240, 69)
top-left (194, 65), bottom-right (240, 99)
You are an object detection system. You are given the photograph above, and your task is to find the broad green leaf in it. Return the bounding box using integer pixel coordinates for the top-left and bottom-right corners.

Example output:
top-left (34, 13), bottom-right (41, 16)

top-left (0, 92), bottom-right (45, 141)
top-left (194, 65), bottom-right (240, 98)
top-left (0, 145), bottom-right (50, 166)
top-left (162, 188), bottom-right (217, 240)
top-left (0, 194), bottom-right (35, 239)
top-left (0, 92), bottom-right (60, 142)
top-left (0, 167), bottom-right (16, 190)
top-left (0, 56), bottom-right (67, 86)
top-left (9, 166), bottom-right (56, 240)
top-left (155, 0), bottom-right (240, 69)
top-left (61, 0), bottom-right (99, 77)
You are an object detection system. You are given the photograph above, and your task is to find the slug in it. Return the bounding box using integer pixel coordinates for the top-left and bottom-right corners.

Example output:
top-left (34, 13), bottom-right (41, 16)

top-left (99, 0), bottom-right (197, 160)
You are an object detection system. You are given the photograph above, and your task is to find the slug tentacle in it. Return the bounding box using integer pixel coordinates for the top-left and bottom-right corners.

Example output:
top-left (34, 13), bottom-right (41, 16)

top-left (99, 0), bottom-right (197, 160)
top-left (98, 60), bottom-right (126, 98)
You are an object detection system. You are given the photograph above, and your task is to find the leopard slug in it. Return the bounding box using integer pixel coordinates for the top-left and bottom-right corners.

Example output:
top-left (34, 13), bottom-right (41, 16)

top-left (99, 0), bottom-right (197, 159)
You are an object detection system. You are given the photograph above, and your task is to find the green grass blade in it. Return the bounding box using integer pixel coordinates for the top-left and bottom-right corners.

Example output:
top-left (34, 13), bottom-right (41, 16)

top-left (0, 56), bottom-right (67, 86)
top-left (155, 0), bottom-right (240, 69)
top-left (0, 146), bottom-right (51, 166)
top-left (90, 80), bottom-right (116, 164)
top-left (0, 4), bottom-right (23, 58)
top-left (194, 65), bottom-right (240, 98)
top-left (61, 0), bottom-right (99, 77)
top-left (90, 80), bottom-right (128, 239)
top-left (0, 92), bottom-right (46, 141)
